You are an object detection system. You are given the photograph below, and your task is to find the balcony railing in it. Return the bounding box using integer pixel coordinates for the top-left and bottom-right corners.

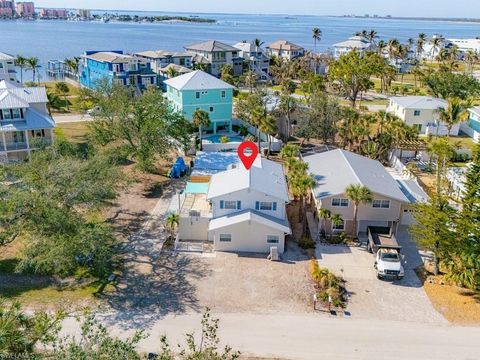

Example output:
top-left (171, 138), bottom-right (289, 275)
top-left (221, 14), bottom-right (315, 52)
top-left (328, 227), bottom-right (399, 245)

top-left (5, 142), bottom-right (28, 151)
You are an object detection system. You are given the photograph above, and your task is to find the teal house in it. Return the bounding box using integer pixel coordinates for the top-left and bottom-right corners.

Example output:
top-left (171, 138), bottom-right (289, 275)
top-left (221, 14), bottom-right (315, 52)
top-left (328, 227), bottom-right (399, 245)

top-left (164, 70), bottom-right (234, 133)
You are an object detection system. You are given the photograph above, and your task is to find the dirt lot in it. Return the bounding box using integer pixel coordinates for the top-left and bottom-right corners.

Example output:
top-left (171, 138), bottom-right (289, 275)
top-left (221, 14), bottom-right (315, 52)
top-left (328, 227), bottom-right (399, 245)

top-left (103, 241), bottom-right (313, 329)
top-left (315, 226), bottom-right (447, 324)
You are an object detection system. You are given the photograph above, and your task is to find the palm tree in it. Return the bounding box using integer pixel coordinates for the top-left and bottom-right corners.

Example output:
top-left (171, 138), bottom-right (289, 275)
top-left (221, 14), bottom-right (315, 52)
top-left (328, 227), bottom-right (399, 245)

top-left (317, 208), bottom-right (331, 233)
top-left (46, 92), bottom-right (62, 115)
top-left (15, 55), bottom-right (27, 83)
top-left (464, 49), bottom-right (478, 74)
top-left (290, 171), bottom-right (316, 229)
top-left (312, 27), bottom-right (322, 53)
top-left (431, 35), bottom-right (445, 61)
top-left (55, 81), bottom-right (70, 110)
top-left (63, 57), bottom-right (81, 79)
top-left (258, 112), bottom-right (277, 158)
top-left (330, 214), bottom-right (344, 233)
top-left (26, 57), bottom-right (40, 83)
top-left (253, 38), bottom-right (264, 52)
top-left (387, 39), bottom-right (400, 68)
top-left (436, 97), bottom-right (470, 137)
top-left (345, 184), bottom-right (373, 238)
top-left (166, 66), bottom-right (178, 79)
top-left (279, 78), bottom-right (297, 142)
top-left (416, 33), bottom-right (427, 60)
top-left (243, 70), bottom-right (257, 93)
top-left (367, 30), bottom-right (378, 46)
top-left (165, 213), bottom-right (180, 240)
top-left (376, 40), bottom-right (387, 56)
top-left (192, 109), bottom-right (210, 151)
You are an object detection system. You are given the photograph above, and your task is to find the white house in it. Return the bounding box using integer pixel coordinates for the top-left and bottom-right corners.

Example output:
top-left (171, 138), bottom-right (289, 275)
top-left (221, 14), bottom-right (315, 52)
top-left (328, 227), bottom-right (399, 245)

top-left (447, 38), bottom-right (480, 55)
top-left (178, 156), bottom-right (291, 253)
top-left (386, 96), bottom-right (460, 136)
top-left (0, 52), bottom-right (17, 83)
top-left (304, 149), bottom-right (424, 235)
top-left (332, 36), bottom-right (373, 59)
top-left (266, 40), bottom-right (305, 60)
top-left (0, 80), bottom-right (55, 163)
top-left (233, 41), bottom-right (270, 80)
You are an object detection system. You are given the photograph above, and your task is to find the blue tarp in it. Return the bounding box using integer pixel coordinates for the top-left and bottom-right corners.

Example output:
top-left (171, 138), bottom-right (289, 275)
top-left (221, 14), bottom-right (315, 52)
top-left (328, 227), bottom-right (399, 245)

top-left (169, 157), bottom-right (186, 178)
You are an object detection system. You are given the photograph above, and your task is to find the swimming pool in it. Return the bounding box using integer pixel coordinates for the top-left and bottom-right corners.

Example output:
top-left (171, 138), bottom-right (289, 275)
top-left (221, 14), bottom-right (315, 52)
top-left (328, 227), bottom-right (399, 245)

top-left (185, 182), bottom-right (210, 194)
top-left (203, 134), bottom-right (244, 143)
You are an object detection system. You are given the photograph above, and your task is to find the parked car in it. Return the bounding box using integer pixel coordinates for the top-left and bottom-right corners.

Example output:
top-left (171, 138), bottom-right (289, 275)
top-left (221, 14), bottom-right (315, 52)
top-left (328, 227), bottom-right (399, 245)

top-left (367, 226), bottom-right (405, 280)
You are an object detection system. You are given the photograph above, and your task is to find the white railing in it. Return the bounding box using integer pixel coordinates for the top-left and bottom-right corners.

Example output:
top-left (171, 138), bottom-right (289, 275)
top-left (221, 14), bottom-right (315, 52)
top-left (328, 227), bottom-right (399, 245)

top-left (460, 122), bottom-right (480, 143)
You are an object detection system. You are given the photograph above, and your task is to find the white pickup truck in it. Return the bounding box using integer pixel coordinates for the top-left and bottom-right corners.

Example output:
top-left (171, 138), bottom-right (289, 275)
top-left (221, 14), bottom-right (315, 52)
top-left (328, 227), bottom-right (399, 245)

top-left (367, 226), bottom-right (405, 280)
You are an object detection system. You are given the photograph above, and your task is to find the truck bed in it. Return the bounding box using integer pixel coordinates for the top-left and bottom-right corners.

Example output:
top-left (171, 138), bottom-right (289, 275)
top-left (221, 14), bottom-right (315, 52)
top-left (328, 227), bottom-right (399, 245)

top-left (367, 226), bottom-right (401, 251)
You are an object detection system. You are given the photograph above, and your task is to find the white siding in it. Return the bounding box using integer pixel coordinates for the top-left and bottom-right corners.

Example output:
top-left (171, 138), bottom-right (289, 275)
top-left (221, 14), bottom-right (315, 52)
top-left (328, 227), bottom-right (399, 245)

top-left (211, 221), bottom-right (285, 253)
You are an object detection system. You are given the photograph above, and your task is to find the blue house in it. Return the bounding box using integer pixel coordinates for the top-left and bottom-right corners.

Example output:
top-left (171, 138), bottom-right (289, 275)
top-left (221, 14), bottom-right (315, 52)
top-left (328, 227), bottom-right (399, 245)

top-left (463, 107), bottom-right (480, 143)
top-left (164, 70), bottom-right (234, 133)
top-left (79, 51), bottom-right (158, 90)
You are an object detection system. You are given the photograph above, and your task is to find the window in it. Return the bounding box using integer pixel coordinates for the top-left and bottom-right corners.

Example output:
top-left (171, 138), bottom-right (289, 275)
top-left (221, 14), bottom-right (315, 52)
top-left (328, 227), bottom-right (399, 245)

top-left (219, 234), bottom-right (231, 242)
top-left (332, 198), bottom-right (349, 207)
top-left (196, 92), bottom-right (200, 99)
top-left (209, 106), bottom-right (214, 112)
top-left (332, 219), bottom-right (345, 231)
top-left (414, 110), bottom-right (421, 116)
top-left (221, 90), bottom-right (226, 98)
top-left (256, 201), bottom-right (277, 211)
top-left (220, 200), bottom-right (240, 210)
top-left (179, 58), bottom-right (185, 66)
top-left (0, 63), bottom-right (3, 69)
top-left (142, 77), bottom-right (152, 85)
top-left (267, 235), bottom-right (279, 244)
top-left (2, 109), bottom-right (12, 120)
top-left (413, 124), bottom-right (422, 132)
top-left (372, 200), bottom-right (390, 209)
top-left (12, 109), bottom-right (21, 119)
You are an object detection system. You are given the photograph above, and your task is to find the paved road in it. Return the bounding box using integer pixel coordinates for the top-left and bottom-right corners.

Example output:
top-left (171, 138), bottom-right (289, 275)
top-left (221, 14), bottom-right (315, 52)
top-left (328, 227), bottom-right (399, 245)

top-left (61, 312), bottom-right (480, 360)
top-left (53, 113), bottom-right (93, 123)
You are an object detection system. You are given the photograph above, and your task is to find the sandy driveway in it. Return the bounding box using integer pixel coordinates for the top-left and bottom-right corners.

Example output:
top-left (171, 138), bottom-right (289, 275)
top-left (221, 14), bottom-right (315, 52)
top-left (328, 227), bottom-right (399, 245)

top-left (316, 226), bottom-right (446, 324)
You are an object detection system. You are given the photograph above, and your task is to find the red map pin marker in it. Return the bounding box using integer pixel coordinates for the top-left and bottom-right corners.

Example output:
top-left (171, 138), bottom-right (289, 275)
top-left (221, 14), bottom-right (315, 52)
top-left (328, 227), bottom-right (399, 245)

top-left (237, 141), bottom-right (259, 170)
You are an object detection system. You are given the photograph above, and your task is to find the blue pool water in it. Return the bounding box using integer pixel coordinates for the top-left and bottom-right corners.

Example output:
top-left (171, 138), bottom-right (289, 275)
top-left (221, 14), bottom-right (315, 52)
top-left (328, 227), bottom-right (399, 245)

top-left (204, 135), bottom-right (244, 143)
top-left (469, 119), bottom-right (480, 132)
top-left (185, 182), bottom-right (210, 194)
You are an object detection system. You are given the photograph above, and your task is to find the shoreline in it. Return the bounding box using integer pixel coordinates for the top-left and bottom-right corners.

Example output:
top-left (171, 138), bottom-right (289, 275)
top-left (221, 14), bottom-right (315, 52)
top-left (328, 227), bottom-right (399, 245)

top-left (336, 15), bottom-right (480, 24)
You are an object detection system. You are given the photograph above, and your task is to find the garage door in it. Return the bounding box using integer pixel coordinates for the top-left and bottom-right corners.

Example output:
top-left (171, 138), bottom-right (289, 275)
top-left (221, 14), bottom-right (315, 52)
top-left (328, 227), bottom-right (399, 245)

top-left (358, 220), bottom-right (389, 233)
top-left (401, 209), bottom-right (416, 226)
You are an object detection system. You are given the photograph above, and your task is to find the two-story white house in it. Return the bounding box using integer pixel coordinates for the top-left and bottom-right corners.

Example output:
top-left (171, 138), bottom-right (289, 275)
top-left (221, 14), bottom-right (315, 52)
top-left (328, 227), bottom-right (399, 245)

top-left (0, 52), bottom-right (17, 83)
top-left (266, 40), bottom-right (305, 60)
top-left (178, 156), bottom-right (291, 253)
top-left (233, 41), bottom-right (270, 81)
top-left (304, 149), bottom-right (425, 236)
top-left (386, 96), bottom-right (459, 136)
top-left (0, 80), bottom-right (55, 163)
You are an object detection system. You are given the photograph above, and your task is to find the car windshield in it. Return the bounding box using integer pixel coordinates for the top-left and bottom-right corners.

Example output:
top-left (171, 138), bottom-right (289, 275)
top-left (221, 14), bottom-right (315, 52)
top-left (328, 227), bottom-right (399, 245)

top-left (381, 252), bottom-right (400, 262)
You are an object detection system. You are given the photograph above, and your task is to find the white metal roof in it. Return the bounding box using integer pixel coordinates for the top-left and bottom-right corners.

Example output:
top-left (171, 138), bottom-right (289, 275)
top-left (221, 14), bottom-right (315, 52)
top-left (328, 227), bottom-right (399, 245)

top-left (0, 52), bottom-right (14, 61)
top-left (208, 209), bottom-right (291, 234)
top-left (164, 70), bottom-right (234, 91)
top-left (184, 40), bottom-right (238, 52)
top-left (389, 96), bottom-right (447, 110)
top-left (0, 81), bottom-right (48, 109)
top-left (333, 36), bottom-right (371, 49)
top-left (207, 156), bottom-right (289, 202)
top-left (303, 149), bottom-right (410, 203)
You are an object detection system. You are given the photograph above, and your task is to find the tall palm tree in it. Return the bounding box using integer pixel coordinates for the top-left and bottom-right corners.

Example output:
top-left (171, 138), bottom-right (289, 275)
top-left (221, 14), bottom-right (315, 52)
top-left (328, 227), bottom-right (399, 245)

top-left (416, 33), bottom-right (427, 60)
top-left (431, 35), bottom-right (445, 61)
top-left (290, 170), bottom-right (316, 228)
top-left (243, 70), bottom-right (257, 93)
top-left (15, 55), bottom-right (27, 83)
top-left (464, 49), bottom-right (477, 74)
top-left (376, 40), bottom-right (387, 56)
top-left (436, 97), bottom-right (470, 137)
top-left (258, 112), bottom-right (277, 158)
top-left (26, 57), bottom-right (40, 83)
top-left (192, 109), bottom-right (210, 151)
top-left (345, 184), bottom-right (373, 238)
top-left (387, 39), bottom-right (400, 67)
top-left (253, 37), bottom-right (264, 52)
top-left (279, 78), bottom-right (297, 142)
top-left (312, 27), bottom-right (322, 53)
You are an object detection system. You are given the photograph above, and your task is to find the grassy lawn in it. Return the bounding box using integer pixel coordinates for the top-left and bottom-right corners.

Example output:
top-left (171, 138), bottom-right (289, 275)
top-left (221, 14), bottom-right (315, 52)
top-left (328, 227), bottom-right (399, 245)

top-left (57, 122), bottom-right (90, 143)
top-left (449, 135), bottom-right (477, 151)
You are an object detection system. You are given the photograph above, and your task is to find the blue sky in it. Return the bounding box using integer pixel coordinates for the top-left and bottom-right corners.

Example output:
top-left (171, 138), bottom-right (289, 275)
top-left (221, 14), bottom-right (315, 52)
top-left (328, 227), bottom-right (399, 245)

top-left (36, 0), bottom-right (479, 17)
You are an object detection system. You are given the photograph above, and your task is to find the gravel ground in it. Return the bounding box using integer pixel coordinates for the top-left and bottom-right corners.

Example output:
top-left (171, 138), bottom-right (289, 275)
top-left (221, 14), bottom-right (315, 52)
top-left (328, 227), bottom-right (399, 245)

top-left (316, 226), bottom-right (447, 324)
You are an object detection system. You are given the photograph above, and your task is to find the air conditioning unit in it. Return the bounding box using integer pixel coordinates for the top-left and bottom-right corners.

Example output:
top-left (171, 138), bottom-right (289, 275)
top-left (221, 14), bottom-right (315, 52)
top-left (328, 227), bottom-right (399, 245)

top-left (268, 246), bottom-right (279, 261)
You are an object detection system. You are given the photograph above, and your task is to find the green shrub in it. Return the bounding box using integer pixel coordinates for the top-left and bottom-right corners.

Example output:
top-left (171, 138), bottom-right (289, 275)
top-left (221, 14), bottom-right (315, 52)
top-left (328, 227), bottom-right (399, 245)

top-left (332, 298), bottom-right (345, 308)
top-left (299, 237), bottom-right (316, 249)
top-left (318, 291), bottom-right (329, 302)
